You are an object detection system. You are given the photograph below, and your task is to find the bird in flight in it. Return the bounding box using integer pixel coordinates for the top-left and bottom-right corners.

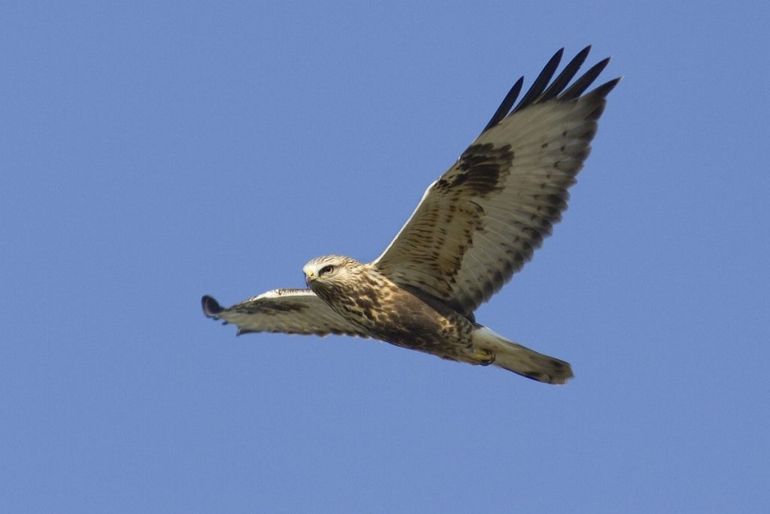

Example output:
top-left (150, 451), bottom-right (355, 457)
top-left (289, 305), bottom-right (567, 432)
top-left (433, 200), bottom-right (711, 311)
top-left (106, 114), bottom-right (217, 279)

top-left (202, 47), bottom-right (619, 384)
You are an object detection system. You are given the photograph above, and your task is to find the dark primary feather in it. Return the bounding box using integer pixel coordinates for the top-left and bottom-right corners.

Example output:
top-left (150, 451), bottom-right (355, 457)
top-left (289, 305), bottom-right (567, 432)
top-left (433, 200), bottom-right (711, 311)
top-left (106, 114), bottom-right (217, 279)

top-left (560, 57), bottom-right (611, 100)
top-left (481, 77), bottom-right (523, 133)
top-left (510, 47), bottom-right (564, 114)
top-left (202, 295), bottom-right (224, 317)
top-left (481, 45), bottom-right (617, 133)
top-left (585, 77), bottom-right (621, 100)
top-left (539, 46), bottom-right (591, 102)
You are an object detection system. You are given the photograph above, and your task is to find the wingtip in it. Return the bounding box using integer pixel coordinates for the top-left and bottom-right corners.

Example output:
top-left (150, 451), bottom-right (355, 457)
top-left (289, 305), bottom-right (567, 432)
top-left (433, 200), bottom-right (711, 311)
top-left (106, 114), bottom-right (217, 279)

top-left (592, 76), bottom-right (622, 97)
top-left (201, 294), bottom-right (224, 318)
top-left (576, 45), bottom-right (592, 62)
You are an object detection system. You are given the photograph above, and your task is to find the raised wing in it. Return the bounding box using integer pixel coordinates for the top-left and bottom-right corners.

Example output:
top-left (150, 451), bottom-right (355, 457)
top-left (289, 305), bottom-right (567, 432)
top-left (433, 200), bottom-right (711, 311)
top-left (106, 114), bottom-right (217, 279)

top-left (201, 288), bottom-right (370, 337)
top-left (373, 47), bottom-right (619, 317)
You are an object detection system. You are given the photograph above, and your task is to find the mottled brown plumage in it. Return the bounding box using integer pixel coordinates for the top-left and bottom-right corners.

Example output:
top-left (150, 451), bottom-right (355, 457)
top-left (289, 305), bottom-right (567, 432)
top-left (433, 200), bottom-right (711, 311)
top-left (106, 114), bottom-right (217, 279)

top-left (301, 256), bottom-right (484, 364)
top-left (202, 47), bottom-right (619, 384)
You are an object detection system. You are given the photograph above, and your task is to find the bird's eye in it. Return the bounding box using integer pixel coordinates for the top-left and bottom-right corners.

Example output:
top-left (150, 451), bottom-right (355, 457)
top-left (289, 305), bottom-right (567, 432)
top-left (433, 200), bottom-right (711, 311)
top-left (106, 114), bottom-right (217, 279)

top-left (319, 265), bottom-right (335, 276)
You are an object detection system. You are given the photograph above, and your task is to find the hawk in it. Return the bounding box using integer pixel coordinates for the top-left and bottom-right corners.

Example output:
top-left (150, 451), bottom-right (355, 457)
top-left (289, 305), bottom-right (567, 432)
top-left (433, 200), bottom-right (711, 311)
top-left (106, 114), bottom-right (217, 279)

top-left (202, 47), bottom-right (619, 384)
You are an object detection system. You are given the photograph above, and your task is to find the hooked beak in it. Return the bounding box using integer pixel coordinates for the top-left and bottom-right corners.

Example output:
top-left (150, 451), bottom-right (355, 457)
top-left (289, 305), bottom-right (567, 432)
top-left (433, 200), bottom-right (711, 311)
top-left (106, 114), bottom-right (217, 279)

top-left (304, 270), bottom-right (316, 287)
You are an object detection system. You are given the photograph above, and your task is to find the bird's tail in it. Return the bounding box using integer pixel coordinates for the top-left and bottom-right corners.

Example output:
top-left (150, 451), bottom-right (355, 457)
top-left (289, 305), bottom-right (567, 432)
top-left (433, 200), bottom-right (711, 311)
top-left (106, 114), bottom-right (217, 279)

top-left (472, 326), bottom-right (573, 384)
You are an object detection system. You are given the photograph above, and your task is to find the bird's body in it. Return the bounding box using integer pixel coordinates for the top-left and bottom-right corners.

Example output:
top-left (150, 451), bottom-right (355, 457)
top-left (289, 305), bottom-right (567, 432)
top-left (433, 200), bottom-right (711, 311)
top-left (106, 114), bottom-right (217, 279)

top-left (202, 47), bottom-right (619, 384)
top-left (303, 256), bottom-right (479, 364)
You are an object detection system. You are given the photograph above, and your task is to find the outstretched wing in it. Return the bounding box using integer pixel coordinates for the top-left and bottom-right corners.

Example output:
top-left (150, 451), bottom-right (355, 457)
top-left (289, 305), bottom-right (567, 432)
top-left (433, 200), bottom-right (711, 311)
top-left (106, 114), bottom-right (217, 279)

top-left (373, 47), bottom-right (620, 317)
top-left (201, 288), bottom-right (370, 338)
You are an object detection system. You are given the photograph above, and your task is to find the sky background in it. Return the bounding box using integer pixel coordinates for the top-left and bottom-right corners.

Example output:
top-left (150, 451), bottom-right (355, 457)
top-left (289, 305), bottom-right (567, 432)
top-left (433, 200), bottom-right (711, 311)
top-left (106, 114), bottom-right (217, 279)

top-left (2, 1), bottom-right (769, 512)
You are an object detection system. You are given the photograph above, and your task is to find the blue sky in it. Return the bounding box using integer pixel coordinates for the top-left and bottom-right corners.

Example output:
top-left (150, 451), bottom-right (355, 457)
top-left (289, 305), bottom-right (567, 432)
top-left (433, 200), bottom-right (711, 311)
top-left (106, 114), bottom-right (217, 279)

top-left (3, 1), bottom-right (769, 512)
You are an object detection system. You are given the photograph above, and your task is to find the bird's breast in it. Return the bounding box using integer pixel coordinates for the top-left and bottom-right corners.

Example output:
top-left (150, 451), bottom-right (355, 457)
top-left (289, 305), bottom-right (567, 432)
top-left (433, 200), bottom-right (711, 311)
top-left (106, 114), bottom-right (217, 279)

top-left (323, 275), bottom-right (454, 348)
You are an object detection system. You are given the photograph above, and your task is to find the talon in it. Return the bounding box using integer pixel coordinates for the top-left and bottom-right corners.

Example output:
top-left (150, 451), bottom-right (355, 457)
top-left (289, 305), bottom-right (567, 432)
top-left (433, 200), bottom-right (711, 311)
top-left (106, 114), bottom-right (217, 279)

top-left (474, 348), bottom-right (496, 366)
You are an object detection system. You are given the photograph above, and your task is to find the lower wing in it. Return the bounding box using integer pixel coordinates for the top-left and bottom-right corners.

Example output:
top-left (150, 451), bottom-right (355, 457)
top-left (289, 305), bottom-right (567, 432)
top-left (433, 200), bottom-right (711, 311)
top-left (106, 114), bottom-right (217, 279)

top-left (202, 288), bottom-right (370, 338)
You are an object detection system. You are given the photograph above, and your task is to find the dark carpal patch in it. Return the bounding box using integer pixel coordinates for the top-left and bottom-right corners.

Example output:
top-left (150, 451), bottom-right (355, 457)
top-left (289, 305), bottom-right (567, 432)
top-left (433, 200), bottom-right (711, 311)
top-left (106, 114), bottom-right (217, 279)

top-left (438, 143), bottom-right (514, 196)
top-left (238, 299), bottom-right (309, 315)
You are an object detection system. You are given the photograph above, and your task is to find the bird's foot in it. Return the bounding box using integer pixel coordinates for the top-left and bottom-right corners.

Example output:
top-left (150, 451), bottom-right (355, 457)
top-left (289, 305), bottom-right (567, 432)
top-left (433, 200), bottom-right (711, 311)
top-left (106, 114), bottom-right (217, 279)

top-left (469, 348), bottom-right (496, 366)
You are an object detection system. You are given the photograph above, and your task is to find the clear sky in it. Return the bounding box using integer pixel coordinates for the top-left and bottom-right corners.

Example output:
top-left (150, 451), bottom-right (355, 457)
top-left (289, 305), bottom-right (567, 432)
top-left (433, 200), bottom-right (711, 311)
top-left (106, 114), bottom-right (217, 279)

top-left (3, 1), bottom-right (769, 512)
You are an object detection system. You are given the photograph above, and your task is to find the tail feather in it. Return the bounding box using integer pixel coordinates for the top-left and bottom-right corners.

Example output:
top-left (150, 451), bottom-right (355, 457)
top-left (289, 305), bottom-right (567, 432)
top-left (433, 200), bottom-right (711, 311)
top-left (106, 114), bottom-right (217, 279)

top-left (473, 327), bottom-right (573, 384)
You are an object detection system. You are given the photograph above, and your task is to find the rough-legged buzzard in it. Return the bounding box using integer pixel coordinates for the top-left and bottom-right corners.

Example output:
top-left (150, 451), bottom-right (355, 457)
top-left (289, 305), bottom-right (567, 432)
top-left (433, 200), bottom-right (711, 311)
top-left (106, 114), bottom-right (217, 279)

top-left (202, 47), bottom-right (619, 384)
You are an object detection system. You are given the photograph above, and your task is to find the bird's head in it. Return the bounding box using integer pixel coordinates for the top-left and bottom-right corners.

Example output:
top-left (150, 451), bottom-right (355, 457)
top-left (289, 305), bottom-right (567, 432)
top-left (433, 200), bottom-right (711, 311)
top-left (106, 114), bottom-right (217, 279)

top-left (303, 255), bottom-right (364, 290)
